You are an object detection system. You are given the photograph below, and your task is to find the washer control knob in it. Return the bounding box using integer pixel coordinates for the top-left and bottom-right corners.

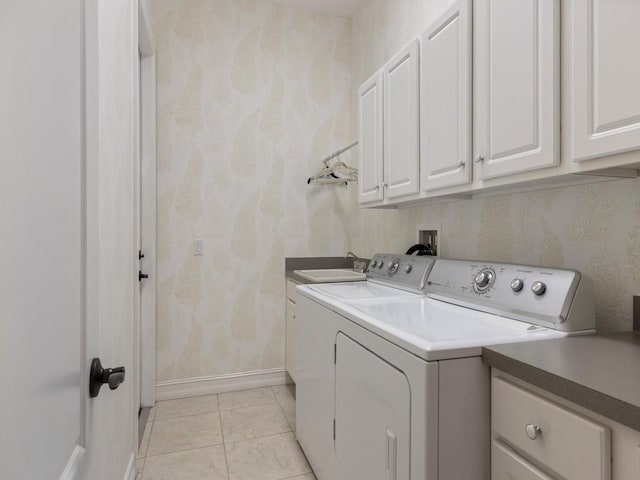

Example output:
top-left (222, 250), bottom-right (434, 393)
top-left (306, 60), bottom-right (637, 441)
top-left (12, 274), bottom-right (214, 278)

top-left (510, 279), bottom-right (524, 292)
top-left (474, 270), bottom-right (494, 289)
top-left (370, 260), bottom-right (377, 268)
top-left (387, 259), bottom-right (400, 275)
top-left (531, 281), bottom-right (547, 296)
top-left (404, 265), bottom-right (412, 274)
top-left (378, 261), bottom-right (384, 269)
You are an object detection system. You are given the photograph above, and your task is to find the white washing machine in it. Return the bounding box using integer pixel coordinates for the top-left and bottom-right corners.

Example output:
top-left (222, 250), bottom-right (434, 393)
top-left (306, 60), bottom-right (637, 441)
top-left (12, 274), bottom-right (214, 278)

top-left (295, 255), bottom-right (595, 480)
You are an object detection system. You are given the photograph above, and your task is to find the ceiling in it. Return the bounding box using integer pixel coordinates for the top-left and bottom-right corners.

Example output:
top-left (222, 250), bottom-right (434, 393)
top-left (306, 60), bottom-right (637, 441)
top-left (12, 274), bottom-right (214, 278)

top-left (271, 0), bottom-right (366, 17)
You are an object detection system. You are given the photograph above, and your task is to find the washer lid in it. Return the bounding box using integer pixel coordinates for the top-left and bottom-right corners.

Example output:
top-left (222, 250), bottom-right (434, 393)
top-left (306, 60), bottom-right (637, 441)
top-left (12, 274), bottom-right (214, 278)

top-left (339, 297), bottom-right (571, 361)
top-left (305, 281), bottom-right (421, 301)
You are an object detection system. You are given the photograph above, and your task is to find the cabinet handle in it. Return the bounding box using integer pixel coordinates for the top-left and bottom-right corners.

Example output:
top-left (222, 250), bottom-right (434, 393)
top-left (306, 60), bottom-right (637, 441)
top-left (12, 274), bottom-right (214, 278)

top-left (383, 183), bottom-right (388, 189)
top-left (474, 155), bottom-right (485, 163)
top-left (375, 185), bottom-right (380, 191)
top-left (456, 160), bottom-right (466, 169)
top-left (525, 423), bottom-right (541, 440)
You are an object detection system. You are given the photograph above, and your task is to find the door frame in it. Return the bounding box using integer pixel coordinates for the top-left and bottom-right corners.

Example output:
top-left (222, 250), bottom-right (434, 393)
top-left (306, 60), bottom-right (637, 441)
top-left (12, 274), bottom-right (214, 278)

top-left (137, 0), bottom-right (157, 408)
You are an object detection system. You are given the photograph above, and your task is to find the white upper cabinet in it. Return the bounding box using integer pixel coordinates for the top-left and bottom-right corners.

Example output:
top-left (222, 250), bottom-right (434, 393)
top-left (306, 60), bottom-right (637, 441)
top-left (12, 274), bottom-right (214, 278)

top-left (474, 0), bottom-right (560, 180)
top-left (420, 0), bottom-right (472, 192)
top-left (569, 0), bottom-right (640, 162)
top-left (358, 70), bottom-right (384, 204)
top-left (383, 38), bottom-right (420, 199)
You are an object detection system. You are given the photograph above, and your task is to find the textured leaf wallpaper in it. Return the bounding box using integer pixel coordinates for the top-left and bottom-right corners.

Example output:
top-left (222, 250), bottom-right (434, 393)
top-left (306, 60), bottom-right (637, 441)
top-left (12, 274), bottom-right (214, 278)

top-left (148, 0), bottom-right (355, 383)
top-left (148, 0), bottom-right (640, 386)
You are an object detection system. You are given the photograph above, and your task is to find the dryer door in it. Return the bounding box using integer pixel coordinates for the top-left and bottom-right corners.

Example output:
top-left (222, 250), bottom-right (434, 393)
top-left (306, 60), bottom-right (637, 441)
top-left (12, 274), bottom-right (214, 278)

top-left (335, 332), bottom-right (411, 480)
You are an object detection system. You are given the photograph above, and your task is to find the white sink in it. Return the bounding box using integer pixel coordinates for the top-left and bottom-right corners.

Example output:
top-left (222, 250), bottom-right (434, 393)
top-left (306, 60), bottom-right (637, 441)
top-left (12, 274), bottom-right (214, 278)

top-left (294, 269), bottom-right (366, 283)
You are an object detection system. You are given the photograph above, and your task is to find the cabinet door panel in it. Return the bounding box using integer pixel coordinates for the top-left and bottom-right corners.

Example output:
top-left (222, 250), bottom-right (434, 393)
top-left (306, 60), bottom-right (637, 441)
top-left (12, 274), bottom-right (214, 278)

top-left (492, 440), bottom-right (553, 480)
top-left (475, 0), bottom-right (559, 180)
top-left (570, 0), bottom-right (640, 161)
top-left (420, 0), bottom-right (472, 191)
top-left (492, 376), bottom-right (610, 480)
top-left (384, 39), bottom-right (420, 199)
top-left (358, 71), bottom-right (384, 204)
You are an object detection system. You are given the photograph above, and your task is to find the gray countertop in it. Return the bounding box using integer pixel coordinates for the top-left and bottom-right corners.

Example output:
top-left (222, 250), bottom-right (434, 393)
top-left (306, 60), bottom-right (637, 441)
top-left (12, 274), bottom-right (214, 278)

top-left (483, 332), bottom-right (640, 431)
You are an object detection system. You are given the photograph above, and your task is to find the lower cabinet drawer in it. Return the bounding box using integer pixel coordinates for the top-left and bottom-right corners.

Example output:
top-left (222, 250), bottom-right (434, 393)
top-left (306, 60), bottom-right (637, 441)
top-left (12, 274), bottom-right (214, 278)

top-left (492, 376), bottom-right (610, 480)
top-left (492, 440), bottom-right (552, 480)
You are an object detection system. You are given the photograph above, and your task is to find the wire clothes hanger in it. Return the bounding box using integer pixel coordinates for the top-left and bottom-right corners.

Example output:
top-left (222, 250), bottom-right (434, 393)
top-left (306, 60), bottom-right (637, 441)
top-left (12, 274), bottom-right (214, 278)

top-left (307, 141), bottom-right (359, 186)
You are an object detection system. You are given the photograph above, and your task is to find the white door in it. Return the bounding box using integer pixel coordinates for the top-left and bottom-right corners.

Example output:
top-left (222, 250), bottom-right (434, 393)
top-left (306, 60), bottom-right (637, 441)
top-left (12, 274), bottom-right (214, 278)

top-left (358, 70), bottom-right (385, 204)
top-left (80, 0), bottom-right (139, 478)
top-left (474, 0), bottom-right (560, 180)
top-left (420, 0), bottom-right (472, 192)
top-left (0, 0), bottom-right (138, 478)
top-left (0, 0), bottom-right (86, 477)
top-left (569, 0), bottom-right (640, 162)
top-left (384, 39), bottom-right (420, 199)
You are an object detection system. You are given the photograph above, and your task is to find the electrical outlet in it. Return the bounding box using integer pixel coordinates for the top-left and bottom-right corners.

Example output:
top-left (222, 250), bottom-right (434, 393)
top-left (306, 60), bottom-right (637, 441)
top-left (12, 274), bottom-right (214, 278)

top-left (194, 239), bottom-right (204, 256)
top-left (417, 224), bottom-right (440, 257)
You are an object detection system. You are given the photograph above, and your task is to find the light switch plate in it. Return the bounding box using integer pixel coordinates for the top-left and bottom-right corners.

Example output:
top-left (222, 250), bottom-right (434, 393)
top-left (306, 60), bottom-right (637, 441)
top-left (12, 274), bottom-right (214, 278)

top-left (194, 239), bottom-right (204, 256)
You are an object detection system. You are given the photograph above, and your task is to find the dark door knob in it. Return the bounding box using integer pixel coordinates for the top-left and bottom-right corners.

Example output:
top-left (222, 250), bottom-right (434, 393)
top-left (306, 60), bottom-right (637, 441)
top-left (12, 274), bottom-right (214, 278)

top-left (139, 271), bottom-right (149, 281)
top-left (89, 357), bottom-right (126, 398)
top-left (139, 250), bottom-right (145, 259)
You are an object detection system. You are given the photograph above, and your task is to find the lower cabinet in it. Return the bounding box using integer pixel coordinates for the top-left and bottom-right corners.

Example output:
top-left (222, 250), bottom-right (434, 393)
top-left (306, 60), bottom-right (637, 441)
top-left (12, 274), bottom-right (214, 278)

top-left (492, 371), bottom-right (640, 480)
top-left (285, 280), bottom-right (298, 382)
top-left (492, 440), bottom-right (552, 480)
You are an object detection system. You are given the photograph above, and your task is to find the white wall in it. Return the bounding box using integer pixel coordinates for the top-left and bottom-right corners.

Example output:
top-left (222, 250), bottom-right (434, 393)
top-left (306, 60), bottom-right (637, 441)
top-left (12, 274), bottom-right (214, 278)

top-left (145, 0), bottom-right (354, 384)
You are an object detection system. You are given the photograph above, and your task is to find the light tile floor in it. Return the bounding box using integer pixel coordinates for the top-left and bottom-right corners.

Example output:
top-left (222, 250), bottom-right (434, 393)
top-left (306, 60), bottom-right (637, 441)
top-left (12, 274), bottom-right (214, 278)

top-left (137, 385), bottom-right (315, 480)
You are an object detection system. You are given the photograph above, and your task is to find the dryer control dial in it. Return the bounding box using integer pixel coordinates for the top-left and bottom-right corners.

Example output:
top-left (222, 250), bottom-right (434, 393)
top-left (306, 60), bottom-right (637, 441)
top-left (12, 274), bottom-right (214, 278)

top-left (474, 269), bottom-right (495, 290)
top-left (387, 259), bottom-right (400, 275)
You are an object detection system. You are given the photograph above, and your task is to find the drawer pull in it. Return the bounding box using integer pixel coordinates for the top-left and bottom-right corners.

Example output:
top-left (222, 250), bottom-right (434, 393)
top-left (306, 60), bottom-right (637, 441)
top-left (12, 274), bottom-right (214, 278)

top-left (525, 423), bottom-right (541, 440)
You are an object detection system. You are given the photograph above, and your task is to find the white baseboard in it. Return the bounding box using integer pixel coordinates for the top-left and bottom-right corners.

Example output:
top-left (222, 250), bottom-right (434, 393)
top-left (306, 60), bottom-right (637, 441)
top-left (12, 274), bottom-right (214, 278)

top-left (124, 452), bottom-right (136, 480)
top-left (155, 368), bottom-right (288, 401)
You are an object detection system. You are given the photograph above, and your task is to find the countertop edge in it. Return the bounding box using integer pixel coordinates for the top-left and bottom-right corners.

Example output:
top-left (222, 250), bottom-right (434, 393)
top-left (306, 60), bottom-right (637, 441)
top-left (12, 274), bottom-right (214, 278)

top-left (285, 271), bottom-right (309, 284)
top-left (482, 347), bottom-right (640, 432)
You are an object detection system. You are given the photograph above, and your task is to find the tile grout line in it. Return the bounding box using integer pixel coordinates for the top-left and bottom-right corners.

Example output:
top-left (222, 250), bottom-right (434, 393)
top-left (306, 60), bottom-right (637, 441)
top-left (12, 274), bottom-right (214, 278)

top-left (217, 394), bottom-right (232, 480)
top-left (138, 411), bottom-right (155, 479)
top-left (146, 389), bottom-right (299, 476)
top-left (142, 414), bottom-right (155, 459)
top-left (272, 385), bottom-right (295, 431)
top-left (271, 386), bottom-right (314, 480)
top-left (225, 430), bottom-right (299, 448)
top-left (271, 386), bottom-right (289, 424)
top-left (153, 408), bottom-right (222, 422)
top-left (144, 440), bottom-right (226, 459)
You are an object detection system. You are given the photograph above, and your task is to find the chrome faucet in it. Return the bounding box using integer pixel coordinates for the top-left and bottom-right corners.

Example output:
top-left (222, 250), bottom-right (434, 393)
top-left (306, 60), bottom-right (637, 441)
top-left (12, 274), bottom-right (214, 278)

top-left (345, 251), bottom-right (367, 273)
